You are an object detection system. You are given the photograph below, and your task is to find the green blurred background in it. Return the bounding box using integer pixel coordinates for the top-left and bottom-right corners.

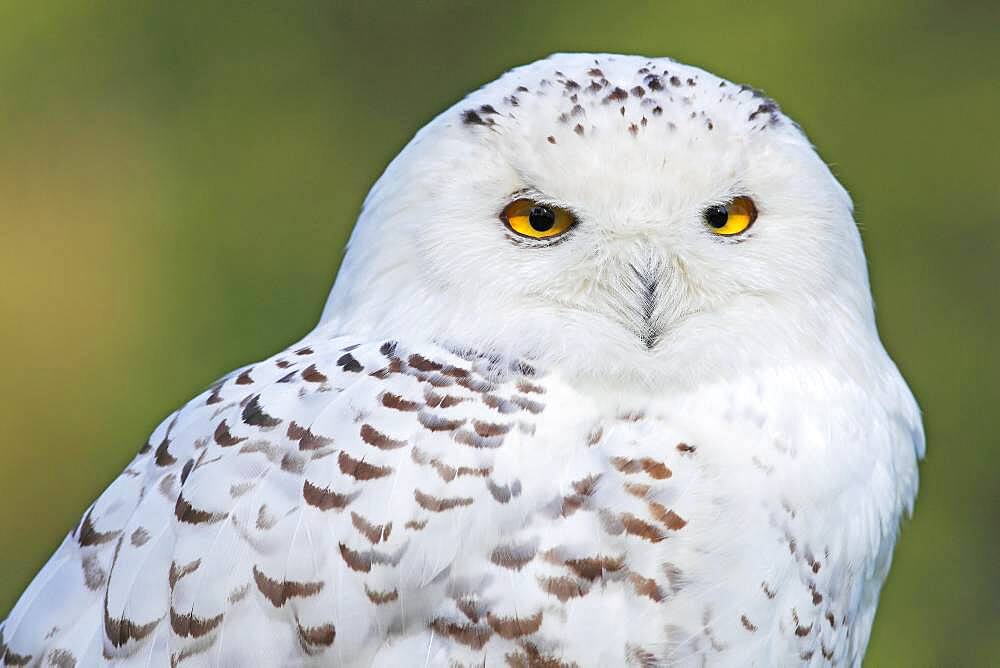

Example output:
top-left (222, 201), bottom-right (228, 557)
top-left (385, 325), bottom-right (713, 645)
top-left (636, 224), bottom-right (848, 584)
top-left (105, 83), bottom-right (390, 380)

top-left (0, 1), bottom-right (996, 664)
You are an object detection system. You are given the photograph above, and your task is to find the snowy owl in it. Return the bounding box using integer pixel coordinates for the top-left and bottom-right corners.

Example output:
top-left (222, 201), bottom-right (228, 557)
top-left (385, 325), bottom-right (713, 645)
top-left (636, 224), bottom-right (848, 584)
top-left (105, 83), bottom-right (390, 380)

top-left (1, 53), bottom-right (922, 667)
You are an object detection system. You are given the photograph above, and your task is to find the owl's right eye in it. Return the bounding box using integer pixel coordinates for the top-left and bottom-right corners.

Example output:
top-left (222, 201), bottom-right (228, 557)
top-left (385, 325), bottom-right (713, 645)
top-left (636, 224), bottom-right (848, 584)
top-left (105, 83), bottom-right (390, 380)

top-left (501, 199), bottom-right (576, 240)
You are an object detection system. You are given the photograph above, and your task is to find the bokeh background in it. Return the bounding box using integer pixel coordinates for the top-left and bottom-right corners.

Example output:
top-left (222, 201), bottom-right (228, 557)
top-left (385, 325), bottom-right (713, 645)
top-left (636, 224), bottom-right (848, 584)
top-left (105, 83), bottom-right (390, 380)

top-left (0, 2), bottom-right (996, 664)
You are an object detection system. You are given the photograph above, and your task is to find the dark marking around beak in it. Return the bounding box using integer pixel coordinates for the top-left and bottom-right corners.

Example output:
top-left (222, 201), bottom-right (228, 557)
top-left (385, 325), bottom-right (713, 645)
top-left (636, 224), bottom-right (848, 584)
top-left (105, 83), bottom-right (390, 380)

top-left (630, 264), bottom-right (662, 350)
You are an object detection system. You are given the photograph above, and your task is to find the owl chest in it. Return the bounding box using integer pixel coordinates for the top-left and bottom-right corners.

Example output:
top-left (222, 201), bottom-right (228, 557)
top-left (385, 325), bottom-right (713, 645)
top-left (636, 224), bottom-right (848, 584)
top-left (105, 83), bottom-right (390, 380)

top-left (420, 405), bottom-right (865, 665)
top-left (335, 370), bottom-right (873, 665)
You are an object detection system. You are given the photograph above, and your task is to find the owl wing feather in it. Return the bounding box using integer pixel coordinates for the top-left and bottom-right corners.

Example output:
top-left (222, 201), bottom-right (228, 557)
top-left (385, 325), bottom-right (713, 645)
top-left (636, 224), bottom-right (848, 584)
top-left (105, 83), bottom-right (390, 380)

top-left (1, 334), bottom-right (559, 666)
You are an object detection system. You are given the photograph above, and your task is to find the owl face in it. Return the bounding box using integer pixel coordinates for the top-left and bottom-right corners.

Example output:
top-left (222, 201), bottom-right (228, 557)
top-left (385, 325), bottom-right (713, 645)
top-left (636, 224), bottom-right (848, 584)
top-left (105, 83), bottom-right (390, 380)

top-left (324, 54), bottom-right (876, 387)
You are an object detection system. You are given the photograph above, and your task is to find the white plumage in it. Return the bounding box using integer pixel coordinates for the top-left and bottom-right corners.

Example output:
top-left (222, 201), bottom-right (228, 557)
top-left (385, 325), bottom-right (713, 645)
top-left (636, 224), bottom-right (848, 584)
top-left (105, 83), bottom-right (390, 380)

top-left (1, 53), bottom-right (922, 667)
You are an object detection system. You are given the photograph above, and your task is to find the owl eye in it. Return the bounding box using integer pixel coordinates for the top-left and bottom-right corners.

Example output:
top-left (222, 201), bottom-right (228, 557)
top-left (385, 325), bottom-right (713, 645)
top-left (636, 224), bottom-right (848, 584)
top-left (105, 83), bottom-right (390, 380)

top-left (501, 198), bottom-right (576, 240)
top-left (703, 196), bottom-right (758, 236)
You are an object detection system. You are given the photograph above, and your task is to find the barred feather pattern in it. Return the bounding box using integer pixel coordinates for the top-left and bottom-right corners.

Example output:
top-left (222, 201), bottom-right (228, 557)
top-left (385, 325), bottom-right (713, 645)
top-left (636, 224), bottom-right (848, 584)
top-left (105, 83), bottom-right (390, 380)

top-left (0, 333), bottom-right (916, 667)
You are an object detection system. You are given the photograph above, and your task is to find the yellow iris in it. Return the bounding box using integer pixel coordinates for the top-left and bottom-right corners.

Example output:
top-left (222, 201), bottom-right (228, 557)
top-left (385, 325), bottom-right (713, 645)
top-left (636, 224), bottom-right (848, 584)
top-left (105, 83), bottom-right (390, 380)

top-left (501, 198), bottom-right (576, 239)
top-left (705, 196), bottom-right (758, 236)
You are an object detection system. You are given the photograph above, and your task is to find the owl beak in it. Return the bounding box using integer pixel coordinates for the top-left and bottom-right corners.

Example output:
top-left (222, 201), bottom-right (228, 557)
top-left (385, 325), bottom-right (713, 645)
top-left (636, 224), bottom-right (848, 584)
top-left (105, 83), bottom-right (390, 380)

top-left (629, 262), bottom-right (662, 351)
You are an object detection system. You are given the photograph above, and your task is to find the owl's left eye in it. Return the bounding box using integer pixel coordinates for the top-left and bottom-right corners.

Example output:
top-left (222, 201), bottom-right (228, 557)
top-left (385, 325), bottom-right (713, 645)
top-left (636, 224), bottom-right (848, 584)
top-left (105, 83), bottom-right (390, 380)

top-left (703, 196), bottom-right (758, 236)
top-left (501, 199), bottom-right (576, 240)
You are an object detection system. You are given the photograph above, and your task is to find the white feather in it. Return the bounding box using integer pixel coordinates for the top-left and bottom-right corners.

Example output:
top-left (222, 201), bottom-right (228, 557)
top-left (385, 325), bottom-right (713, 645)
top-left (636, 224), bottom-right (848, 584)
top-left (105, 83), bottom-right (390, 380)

top-left (2, 53), bottom-right (921, 667)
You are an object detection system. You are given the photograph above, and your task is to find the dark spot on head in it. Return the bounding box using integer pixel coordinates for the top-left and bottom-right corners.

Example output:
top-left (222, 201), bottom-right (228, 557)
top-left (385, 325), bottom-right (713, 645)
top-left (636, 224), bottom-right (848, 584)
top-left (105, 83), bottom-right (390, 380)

top-left (604, 87), bottom-right (628, 103)
top-left (739, 84), bottom-right (768, 99)
top-left (462, 109), bottom-right (487, 126)
top-left (652, 106), bottom-right (663, 115)
top-left (547, 136), bottom-right (556, 144)
top-left (748, 101), bottom-right (779, 122)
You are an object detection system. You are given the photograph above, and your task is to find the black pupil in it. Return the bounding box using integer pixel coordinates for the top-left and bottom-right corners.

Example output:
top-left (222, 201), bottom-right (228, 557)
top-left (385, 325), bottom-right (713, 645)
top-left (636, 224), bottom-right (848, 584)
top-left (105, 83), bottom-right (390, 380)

top-left (528, 206), bottom-right (556, 232)
top-left (705, 205), bottom-right (729, 228)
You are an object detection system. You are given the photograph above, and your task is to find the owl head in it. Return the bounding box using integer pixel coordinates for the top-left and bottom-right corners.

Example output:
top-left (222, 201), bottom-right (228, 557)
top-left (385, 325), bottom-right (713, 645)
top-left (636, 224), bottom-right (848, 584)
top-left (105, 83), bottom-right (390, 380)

top-left (322, 53), bottom-right (878, 388)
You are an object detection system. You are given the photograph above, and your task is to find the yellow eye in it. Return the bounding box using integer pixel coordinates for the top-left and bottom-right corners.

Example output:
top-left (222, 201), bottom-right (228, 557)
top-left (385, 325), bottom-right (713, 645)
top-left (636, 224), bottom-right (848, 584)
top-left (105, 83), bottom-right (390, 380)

top-left (501, 198), bottom-right (576, 240)
top-left (704, 196), bottom-right (758, 236)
